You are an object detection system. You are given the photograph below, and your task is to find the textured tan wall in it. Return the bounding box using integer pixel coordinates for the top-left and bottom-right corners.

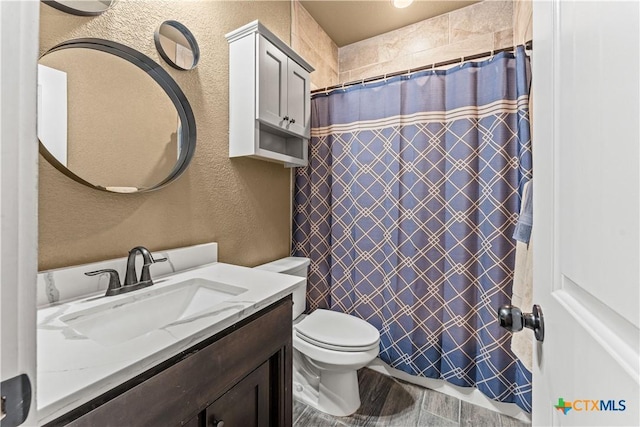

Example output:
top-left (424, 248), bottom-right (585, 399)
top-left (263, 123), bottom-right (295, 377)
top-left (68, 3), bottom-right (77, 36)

top-left (339, 1), bottom-right (515, 82)
top-left (291, 0), bottom-right (338, 90)
top-left (39, 0), bottom-right (292, 270)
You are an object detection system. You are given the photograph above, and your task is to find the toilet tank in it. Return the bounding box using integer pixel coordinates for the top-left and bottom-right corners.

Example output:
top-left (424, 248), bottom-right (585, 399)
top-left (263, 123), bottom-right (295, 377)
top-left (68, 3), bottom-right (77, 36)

top-left (254, 257), bottom-right (310, 319)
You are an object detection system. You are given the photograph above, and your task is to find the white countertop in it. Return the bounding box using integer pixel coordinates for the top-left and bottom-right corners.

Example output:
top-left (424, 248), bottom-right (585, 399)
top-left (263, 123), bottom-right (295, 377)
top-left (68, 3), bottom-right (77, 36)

top-left (37, 262), bottom-right (302, 424)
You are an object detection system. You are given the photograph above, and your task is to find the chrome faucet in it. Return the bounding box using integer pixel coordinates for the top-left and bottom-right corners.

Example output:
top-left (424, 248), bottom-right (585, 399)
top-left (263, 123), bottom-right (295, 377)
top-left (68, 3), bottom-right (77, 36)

top-left (85, 246), bottom-right (167, 296)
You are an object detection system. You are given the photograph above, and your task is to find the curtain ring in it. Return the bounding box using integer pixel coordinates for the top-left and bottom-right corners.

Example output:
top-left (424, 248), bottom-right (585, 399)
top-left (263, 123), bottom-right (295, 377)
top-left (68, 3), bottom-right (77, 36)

top-left (383, 73), bottom-right (387, 82)
top-left (459, 56), bottom-right (465, 68)
top-left (406, 68), bottom-right (412, 78)
top-left (361, 78), bottom-right (365, 87)
top-left (489, 50), bottom-right (495, 61)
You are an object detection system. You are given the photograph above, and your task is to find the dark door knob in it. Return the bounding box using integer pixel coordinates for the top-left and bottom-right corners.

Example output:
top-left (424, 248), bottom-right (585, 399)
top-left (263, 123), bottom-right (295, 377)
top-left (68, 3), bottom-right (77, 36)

top-left (497, 304), bottom-right (544, 342)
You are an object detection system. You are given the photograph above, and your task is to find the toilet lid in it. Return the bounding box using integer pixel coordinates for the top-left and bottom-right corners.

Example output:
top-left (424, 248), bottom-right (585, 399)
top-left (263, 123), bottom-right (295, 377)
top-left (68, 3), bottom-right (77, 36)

top-left (294, 309), bottom-right (380, 351)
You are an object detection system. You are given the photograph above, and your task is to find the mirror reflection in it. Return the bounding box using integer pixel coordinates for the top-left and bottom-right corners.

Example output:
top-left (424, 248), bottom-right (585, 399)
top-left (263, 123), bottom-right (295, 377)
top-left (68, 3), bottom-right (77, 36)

top-left (154, 20), bottom-right (200, 70)
top-left (38, 39), bottom-right (196, 192)
top-left (43, 0), bottom-right (115, 16)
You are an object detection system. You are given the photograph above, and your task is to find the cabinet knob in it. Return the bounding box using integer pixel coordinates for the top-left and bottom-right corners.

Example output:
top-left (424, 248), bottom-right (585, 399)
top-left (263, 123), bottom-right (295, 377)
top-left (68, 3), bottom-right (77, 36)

top-left (282, 116), bottom-right (289, 121)
top-left (289, 118), bottom-right (296, 124)
top-left (211, 420), bottom-right (224, 427)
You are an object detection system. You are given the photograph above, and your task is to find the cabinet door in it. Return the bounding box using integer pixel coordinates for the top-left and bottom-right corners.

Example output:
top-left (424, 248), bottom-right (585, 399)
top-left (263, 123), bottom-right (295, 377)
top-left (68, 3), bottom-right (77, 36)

top-left (183, 414), bottom-right (202, 427)
top-left (205, 361), bottom-right (270, 427)
top-left (285, 59), bottom-right (310, 138)
top-left (257, 35), bottom-right (288, 130)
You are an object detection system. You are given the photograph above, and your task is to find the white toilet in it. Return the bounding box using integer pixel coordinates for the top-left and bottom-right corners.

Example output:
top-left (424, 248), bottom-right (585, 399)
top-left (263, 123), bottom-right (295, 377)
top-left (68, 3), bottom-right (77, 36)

top-left (255, 257), bottom-right (380, 417)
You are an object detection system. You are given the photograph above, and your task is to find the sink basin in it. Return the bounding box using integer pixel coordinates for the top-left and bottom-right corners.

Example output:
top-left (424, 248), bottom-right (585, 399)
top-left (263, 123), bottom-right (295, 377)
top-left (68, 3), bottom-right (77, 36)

top-left (60, 278), bottom-right (247, 346)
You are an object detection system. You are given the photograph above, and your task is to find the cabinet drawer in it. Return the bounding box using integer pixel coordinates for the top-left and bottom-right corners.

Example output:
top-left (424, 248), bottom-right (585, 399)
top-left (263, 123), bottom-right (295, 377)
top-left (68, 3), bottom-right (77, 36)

top-left (60, 298), bottom-right (292, 427)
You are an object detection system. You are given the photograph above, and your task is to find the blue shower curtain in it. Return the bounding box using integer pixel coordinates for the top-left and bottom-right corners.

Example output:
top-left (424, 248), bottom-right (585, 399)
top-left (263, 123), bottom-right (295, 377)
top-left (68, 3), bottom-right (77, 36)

top-left (292, 47), bottom-right (533, 412)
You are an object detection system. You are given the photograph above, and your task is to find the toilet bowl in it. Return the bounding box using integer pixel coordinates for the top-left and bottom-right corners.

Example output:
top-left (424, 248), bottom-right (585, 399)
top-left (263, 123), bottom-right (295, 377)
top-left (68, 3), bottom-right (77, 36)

top-left (254, 257), bottom-right (380, 417)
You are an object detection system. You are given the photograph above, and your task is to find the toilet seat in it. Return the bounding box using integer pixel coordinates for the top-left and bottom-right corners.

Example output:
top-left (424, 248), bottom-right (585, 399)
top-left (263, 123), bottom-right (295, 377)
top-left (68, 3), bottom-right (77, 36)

top-left (294, 309), bottom-right (380, 352)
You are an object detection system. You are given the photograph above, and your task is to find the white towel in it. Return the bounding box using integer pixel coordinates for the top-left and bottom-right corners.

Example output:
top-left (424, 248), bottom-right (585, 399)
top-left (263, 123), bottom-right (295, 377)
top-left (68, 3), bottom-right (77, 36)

top-left (513, 180), bottom-right (533, 244)
top-left (511, 180), bottom-right (533, 371)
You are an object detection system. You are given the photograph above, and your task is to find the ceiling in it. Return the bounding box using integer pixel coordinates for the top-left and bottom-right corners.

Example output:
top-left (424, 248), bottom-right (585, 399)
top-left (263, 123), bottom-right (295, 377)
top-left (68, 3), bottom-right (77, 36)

top-left (299, 0), bottom-right (480, 47)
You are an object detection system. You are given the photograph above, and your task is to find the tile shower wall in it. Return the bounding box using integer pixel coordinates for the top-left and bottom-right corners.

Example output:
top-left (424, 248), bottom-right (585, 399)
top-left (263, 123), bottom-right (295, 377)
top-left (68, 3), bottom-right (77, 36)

top-left (291, 0), bottom-right (339, 90)
top-left (338, 1), bottom-right (515, 83)
top-left (514, 0), bottom-right (533, 46)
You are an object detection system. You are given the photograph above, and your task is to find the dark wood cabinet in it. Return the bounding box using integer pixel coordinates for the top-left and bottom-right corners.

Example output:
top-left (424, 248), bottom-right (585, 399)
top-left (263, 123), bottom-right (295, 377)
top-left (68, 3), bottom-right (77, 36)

top-left (183, 416), bottom-right (201, 427)
top-left (48, 297), bottom-right (293, 427)
top-left (205, 360), bottom-right (270, 427)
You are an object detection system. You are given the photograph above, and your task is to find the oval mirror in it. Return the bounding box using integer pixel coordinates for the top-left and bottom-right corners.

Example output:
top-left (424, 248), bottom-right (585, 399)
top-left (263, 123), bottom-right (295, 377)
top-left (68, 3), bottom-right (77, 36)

top-left (154, 20), bottom-right (200, 70)
top-left (38, 39), bottom-right (196, 193)
top-left (42, 0), bottom-right (115, 16)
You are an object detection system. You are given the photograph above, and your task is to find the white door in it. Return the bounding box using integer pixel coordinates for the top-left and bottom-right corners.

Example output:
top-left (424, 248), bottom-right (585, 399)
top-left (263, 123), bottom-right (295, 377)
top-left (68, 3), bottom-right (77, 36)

top-left (0, 1), bottom-right (39, 426)
top-left (532, 1), bottom-right (639, 426)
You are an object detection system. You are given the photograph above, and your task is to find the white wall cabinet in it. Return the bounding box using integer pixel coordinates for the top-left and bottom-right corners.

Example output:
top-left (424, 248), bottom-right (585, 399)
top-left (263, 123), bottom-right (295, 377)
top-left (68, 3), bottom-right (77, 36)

top-left (226, 21), bottom-right (314, 167)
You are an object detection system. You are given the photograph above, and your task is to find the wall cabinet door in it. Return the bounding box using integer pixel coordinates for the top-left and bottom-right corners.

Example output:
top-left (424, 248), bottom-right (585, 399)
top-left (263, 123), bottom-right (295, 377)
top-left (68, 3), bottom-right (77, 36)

top-left (205, 361), bottom-right (270, 427)
top-left (257, 35), bottom-right (310, 139)
top-left (286, 59), bottom-right (310, 138)
top-left (258, 36), bottom-right (288, 130)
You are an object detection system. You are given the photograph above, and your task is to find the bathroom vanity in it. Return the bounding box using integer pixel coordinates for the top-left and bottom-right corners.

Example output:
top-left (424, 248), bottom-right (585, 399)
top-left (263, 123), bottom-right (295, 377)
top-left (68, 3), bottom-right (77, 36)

top-left (49, 298), bottom-right (292, 427)
top-left (37, 244), bottom-right (303, 426)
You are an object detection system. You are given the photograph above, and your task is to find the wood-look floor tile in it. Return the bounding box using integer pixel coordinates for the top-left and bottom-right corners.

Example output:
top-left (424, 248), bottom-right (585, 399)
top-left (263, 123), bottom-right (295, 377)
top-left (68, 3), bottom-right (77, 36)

top-left (293, 368), bottom-right (528, 427)
top-left (295, 404), bottom-right (340, 427)
top-left (346, 368), bottom-right (394, 425)
top-left (422, 387), bottom-right (461, 422)
top-left (499, 413), bottom-right (531, 427)
top-left (459, 401), bottom-right (501, 427)
top-left (416, 410), bottom-right (460, 427)
top-left (293, 399), bottom-right (307, 424)
top-left (352, 370), bottom-right (423, 426)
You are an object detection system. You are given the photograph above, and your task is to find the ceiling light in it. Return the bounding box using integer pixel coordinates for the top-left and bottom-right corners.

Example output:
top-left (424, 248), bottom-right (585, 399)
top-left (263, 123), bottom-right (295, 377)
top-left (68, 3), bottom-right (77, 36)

top-left (391, 0), bottom-right (414, 8)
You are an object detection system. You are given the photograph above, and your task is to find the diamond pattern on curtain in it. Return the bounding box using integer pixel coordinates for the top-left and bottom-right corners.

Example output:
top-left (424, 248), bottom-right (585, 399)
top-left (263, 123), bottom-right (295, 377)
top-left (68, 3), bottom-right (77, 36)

top-left (293, 48), bottom-right (533, 412)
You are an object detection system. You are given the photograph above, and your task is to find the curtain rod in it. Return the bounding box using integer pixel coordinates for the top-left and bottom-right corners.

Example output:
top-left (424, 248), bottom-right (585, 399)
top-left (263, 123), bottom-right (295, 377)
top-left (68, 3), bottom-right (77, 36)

top-left (312, 40), bottom-right (533, 95)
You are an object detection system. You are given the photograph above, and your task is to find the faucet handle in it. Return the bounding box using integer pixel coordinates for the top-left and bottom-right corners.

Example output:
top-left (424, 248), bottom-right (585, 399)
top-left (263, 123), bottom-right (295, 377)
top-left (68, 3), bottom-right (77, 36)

top-left (85, 269), bottom-right (122, 296)
top-left (139, 255), bottom-right (168, 284)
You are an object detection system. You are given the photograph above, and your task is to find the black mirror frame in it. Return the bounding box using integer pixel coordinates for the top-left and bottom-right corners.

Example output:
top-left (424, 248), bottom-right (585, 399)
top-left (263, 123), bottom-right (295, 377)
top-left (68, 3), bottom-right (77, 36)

top-left (154, 20), bottom-right (200, 71)
top-left (39, 38), bottom-right (197, 193)
top-left (42, 0), bottom-right (115, 16)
